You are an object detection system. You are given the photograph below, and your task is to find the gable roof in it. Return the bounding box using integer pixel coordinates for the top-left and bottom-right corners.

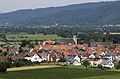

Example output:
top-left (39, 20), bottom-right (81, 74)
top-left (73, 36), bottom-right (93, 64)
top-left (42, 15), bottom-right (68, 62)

top-left (85, 47), bottom-right (95, 54)
top-left (105, 51), bottom-right (117, 56)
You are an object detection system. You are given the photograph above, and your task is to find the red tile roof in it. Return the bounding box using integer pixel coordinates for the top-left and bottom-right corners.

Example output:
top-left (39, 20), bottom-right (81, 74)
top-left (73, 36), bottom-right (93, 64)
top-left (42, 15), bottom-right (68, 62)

top-left (85, 47), bottom-right (95, 54)
top-left (43, 45), bottom-right (70, 51)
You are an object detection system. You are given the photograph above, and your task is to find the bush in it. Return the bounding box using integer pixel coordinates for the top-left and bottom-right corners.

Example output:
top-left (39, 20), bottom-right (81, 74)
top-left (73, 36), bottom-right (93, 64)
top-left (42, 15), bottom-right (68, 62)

top-left (82, 60), bottom-right (90, 69)
top-left (98, 64), bottom-right (104, 70)
top-left (58, 58), bottom-right (66, 62)
top-left (0, 62), bottom-right (7, 72)
top-left (21, 40), bottom-right (31, 47)
top-left (12, 59), bottom-right (35, 67)
top-left (115, 61), bottom-right (120, 69)
top-left (5, 60), bottom-right (12, 68)
top-left (12, 60), bottom-right (25, 67)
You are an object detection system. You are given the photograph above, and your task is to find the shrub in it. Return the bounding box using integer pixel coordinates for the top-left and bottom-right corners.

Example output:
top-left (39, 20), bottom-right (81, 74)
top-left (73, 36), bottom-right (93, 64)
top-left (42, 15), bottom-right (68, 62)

top-left (21, 40), bottom-right (31, 47)
top-left (58, 58), bottom-right (66, 62)
top-left (115, 61), bottom-right (120, 69)
top-left (5, 60), bottom-right (12, 68)
top-left (0, 62), bottom-right (7, 72)
top-left (12, 59), bottom-right (35, 67)
top-left (98, 64), bottom-right (104, 70)
top-left (12, 60), bottom-right (25, 67)
top-left (82, 60), bottom-right (90, 69)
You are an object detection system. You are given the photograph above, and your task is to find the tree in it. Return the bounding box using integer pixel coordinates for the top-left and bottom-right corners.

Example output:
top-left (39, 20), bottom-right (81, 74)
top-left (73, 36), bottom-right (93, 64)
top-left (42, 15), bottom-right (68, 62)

top-left (13, 60), bottom-right (25, 67)
top-left (98, 64), bottom-right (104, 70)
top-left (115, 61), bottom-right (120, 70)
top-left (0, 52), bottom-right (8, 56)
top-left (5, 60), bottom-right (12, 68)
top-left (82, 60), bottom-right (90, 69)
top-left (21, 40), bottom-right (31, 47)
top-left (0, 62), bottom-right (7, 72)
top-left (0, 50), bottom-right (2, 53)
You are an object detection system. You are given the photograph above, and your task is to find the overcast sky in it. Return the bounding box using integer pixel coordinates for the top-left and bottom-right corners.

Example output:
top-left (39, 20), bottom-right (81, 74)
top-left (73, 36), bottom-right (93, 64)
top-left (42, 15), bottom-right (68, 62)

top-left (0, 0), bottom-right (114, 12)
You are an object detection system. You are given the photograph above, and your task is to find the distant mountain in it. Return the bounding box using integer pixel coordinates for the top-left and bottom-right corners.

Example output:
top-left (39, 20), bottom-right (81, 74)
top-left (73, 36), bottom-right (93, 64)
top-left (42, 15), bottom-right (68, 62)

top-left (0, 1), bottom-right (120, 26)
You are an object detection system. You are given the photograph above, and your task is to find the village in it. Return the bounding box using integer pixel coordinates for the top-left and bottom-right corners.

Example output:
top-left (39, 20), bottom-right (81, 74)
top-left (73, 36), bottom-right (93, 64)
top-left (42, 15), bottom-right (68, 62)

top-left (0, 35), bottom-right (120, 70)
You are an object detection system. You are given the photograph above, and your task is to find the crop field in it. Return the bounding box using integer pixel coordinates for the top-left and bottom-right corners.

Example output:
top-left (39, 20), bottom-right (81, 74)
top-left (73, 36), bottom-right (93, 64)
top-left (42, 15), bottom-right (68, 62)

top-left (0, 66), bottom-right (120, 79)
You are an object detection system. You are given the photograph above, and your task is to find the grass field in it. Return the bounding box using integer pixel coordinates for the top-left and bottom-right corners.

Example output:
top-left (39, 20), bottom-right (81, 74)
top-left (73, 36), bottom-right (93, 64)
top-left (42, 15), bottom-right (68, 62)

top-left (6, 34), bottom-right (62, 41)
top-left (0, 66), bottom-right (120, 79)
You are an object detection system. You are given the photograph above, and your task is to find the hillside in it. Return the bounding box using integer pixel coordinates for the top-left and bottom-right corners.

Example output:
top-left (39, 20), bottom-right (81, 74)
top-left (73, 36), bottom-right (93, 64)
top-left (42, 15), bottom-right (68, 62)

top-left (0, 1), bottom-right (120, 26)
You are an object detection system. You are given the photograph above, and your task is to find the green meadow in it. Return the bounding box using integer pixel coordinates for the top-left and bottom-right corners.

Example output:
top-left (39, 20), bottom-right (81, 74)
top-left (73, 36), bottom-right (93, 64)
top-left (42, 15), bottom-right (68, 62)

top-left (6, 34), bottom-right (62, 41)
top-left (0, 66), bottom-right (120, 79)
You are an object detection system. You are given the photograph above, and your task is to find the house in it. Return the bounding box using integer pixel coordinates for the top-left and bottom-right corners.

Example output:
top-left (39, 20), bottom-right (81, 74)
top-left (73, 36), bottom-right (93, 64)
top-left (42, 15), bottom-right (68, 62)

top-left (115, 55), bottom-right (120, 62)
top-left (85, 47), bottom-right (95, 54)
top-left (47, 49), bottom-right (64, 62)
top-left (95, 45), bottom-right (108, 57)
top-left (25, 47), bottom-right (64, 62)
top-left (101, 59), bottom-right (114, 68)
top-left (104, 51), bottom-right (117, 61)
top-left (25, 54), bottom-right (42, 62)
top-left (90, 58), bottom-right (102, 67)
top-left (89, 54), bottom-right (96, 59)
top-left (90, 58), bottom-right (114, 68)
top-left (66, 55), bottom-right (81, 66)
top-left (10, 52), bottom-right (27, 61)
top-left (80, 48), bottom-right (96, 61)
top-left (31, 54), bottom-right (42, 62)
top-left (6, 45), bottom-right (20, 55)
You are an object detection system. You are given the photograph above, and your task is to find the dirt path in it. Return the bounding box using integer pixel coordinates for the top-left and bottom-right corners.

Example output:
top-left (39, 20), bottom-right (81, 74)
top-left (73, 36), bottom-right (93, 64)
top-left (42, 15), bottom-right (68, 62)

top-left (7, 65), bottom-right (60, 72)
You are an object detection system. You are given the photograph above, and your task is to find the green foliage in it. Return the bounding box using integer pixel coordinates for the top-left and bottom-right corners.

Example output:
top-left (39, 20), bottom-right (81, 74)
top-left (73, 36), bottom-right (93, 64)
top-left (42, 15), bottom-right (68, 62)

top-left (5, 60), bottom-right (12, 68)
top-left (0, 52), bottom-right (8, 56)
top-left (0, 62), bottom-right (7, 72)
top-left (12, 59), bottom-right (35, 67)
top-left (12, 60), bottom-right (25, 67)
top-left (6, 34), bottom-right (62, 41)
top-left (58, 58), bottom-right (66, 62)
top-left (21, 40), bottom-right (31, 47)
top-left (115, 61), bottom-right (120, 70)
top-left (0, 50), bottom-right (2, 53)
top-left (98, 64), bottom-right (104, 70)
top-left (82, 60), bottom-right (90, 69)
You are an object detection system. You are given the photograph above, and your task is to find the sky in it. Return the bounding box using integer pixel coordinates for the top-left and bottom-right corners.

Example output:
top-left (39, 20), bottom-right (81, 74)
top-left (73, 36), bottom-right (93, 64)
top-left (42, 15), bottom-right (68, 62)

top-left (0, 0), bottom-right (114, 12)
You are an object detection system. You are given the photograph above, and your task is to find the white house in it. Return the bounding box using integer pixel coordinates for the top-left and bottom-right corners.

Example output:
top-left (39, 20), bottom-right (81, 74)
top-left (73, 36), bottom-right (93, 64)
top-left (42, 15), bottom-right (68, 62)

top-left (89, 54), bottom-right (96, 59)
top-left (73, 56), bottom-right (81, 66)
top-left (66, 55), bottom-right (81, 66)
top-left (101, 59), bottom-right (114, 68)
top-left (90, 58), bottom-right (114, 68)
top-left (25, 54), bottom-right (42, 62)
top-left (90, 59), bottom-right (102, 67)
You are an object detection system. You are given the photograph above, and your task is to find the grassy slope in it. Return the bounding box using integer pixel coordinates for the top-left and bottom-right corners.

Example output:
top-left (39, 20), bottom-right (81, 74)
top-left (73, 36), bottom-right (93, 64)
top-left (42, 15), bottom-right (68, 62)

top-left (0, 67), bottom-right (120, 79)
